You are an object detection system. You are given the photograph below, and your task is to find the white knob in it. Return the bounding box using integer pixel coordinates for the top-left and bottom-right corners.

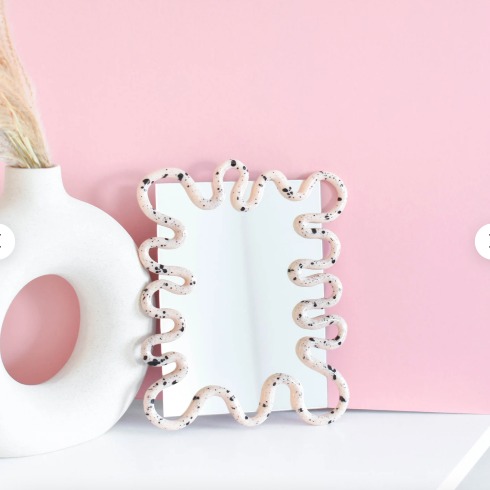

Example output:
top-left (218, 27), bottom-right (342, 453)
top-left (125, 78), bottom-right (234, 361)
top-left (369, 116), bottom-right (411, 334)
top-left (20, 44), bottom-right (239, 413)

top-left (475, 224), bottom-right (490, 259)
top-left (0, 224), bottom-right (15, 260)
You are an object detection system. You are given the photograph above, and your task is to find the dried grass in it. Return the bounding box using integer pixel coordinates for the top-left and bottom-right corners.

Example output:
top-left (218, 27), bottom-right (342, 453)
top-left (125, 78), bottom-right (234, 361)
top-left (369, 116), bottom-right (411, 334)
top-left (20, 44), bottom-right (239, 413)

top-left (0, 0), bottom-right (52, 168)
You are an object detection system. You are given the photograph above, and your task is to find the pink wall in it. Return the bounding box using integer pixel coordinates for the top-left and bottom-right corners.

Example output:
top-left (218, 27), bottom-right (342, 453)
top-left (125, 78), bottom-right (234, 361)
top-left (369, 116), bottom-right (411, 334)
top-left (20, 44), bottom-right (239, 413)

top-left (1, 0), bottom-right (489, 413)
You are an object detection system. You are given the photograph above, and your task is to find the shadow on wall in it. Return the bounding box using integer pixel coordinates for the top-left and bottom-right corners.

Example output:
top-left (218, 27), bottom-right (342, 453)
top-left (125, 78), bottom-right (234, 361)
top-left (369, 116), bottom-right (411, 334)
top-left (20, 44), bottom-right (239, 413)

top-left (87, 167), bottom-right (156, 246)
top-left (0, 275), bottom-right (80, 385)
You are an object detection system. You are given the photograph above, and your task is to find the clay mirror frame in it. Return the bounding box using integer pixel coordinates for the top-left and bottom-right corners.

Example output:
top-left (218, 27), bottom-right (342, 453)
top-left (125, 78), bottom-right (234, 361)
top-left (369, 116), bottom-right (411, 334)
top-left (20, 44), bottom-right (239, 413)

top-left (136, 159), bottom-right (349, 430)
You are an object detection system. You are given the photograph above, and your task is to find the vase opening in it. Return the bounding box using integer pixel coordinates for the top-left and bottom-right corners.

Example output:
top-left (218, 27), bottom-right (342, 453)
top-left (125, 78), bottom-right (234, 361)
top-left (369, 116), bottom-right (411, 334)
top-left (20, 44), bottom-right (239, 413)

top-left (0, 275), bottom-right (80, 385)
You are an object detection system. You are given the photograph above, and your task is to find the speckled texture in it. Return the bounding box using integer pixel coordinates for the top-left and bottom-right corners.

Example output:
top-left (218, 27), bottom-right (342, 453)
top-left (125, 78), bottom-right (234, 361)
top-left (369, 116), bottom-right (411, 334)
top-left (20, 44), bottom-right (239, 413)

top-left (137, 159), bottom-right (349, 430)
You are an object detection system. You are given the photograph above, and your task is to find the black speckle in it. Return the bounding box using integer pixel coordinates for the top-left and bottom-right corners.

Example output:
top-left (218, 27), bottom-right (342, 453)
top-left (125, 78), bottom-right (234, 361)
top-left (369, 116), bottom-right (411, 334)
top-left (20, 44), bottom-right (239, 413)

top-left (340, 396), bottom-right (346, 402)
top-left (231, 160), bottom-right (236, 166)
top-left (142, 178), bottom-right (150, 185)
top-left (241, 207), bottom-right (246, 211)
top-left (172, 380), bottom-right (178, 385)
top-left (177, 173), bottom-right (184, 181)
top-left (338, 197), bottom-right (342, 201)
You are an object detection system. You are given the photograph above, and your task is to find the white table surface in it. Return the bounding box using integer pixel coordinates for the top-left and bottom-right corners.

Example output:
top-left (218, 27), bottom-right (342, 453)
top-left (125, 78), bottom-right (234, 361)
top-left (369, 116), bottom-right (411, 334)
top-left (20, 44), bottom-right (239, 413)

top-left (1, 401), bottom-right (489, 490)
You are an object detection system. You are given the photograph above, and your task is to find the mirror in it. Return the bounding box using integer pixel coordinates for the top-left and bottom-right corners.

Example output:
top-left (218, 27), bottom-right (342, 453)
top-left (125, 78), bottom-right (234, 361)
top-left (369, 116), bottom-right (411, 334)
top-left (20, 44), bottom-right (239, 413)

top-left (156, 180), bottom-right (324, 416)
top-left (137, 161), bottom-right (349, 429)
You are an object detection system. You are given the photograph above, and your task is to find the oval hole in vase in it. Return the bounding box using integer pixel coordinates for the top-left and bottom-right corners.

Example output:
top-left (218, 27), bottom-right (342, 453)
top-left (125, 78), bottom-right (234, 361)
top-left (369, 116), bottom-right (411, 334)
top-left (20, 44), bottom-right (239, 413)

top-left (0, 275), bottom-right (80, 385)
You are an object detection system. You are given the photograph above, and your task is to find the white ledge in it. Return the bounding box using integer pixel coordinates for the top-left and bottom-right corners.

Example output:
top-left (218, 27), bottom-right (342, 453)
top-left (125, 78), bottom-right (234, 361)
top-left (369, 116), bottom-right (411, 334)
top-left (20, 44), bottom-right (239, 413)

top-left (1, 401), bottom-right (489, 489)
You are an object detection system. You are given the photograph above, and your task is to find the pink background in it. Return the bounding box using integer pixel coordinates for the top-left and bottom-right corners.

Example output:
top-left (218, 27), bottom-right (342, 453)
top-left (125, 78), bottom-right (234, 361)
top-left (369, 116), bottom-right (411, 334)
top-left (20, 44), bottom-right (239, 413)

top-left (1, 0), bottom-right (489, 413)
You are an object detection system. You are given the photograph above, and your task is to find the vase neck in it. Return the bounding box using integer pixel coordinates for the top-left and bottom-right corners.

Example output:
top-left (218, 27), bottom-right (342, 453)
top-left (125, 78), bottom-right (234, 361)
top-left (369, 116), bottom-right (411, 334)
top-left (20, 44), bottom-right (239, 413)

top-left (2, 166), bottom-right (67, 204)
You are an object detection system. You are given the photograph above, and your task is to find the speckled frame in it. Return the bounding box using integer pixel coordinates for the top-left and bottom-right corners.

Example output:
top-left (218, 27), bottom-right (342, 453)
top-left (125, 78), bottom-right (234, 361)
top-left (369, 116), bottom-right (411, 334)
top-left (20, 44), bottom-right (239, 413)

top-left (137, 160), bottom-right (349, 430)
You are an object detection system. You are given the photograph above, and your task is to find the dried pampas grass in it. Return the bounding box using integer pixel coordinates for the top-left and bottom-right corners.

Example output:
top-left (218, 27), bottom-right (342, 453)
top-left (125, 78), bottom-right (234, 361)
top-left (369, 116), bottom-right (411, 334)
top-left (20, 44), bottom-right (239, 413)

top-left (0, 0), bottom-right (51, 168)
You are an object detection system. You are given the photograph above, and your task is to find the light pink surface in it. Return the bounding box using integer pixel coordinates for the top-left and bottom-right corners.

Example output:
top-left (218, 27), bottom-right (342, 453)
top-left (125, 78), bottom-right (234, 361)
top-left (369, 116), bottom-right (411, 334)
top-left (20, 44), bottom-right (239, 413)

top-left (1, 276), bottom-right (80, 385)
top-left (1, 0), bottom-right (489, 413)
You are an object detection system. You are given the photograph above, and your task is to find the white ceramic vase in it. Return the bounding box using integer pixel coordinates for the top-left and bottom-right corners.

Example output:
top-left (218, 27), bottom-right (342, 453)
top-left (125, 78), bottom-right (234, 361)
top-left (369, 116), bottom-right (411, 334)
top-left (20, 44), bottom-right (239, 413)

top-left (0, 166), bottom-right (152, 457)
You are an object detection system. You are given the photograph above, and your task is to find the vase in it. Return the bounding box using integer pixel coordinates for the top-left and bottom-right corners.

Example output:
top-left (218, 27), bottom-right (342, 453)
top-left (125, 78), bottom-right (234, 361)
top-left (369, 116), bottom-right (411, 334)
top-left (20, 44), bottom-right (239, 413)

top-left (0, 166), bottom-right (152, 457)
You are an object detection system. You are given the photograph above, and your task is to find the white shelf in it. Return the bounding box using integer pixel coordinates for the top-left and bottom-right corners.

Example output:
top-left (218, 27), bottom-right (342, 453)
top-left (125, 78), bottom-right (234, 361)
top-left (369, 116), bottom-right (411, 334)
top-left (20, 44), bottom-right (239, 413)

top-left (1, 402), bottom-right (489, 489)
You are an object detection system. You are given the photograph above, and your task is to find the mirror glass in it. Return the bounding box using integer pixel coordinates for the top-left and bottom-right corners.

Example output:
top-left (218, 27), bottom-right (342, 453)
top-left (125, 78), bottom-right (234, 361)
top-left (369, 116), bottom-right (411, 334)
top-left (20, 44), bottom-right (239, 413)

top-left (156, 180), bottom-right (325, 416)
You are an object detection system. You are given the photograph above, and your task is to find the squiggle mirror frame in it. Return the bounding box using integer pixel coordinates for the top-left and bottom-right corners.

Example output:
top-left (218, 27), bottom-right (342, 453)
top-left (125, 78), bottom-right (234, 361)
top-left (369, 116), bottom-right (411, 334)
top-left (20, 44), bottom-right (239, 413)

top-left (137, 160), bottom-right (349, 430)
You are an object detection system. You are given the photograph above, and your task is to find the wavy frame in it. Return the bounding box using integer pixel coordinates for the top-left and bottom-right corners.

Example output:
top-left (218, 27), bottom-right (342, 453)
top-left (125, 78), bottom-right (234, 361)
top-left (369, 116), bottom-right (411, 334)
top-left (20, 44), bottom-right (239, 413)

top-left (137, 160), bottom-right (349, 430)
